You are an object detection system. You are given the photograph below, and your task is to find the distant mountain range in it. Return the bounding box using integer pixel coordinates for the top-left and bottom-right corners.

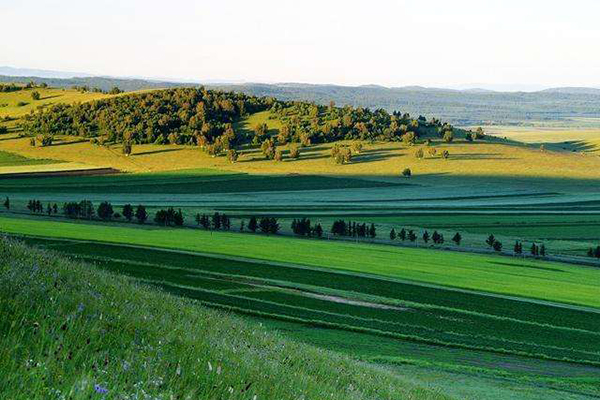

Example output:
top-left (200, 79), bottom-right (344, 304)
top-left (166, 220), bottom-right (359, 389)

top-left (2, 66), bottom-right (600, 125)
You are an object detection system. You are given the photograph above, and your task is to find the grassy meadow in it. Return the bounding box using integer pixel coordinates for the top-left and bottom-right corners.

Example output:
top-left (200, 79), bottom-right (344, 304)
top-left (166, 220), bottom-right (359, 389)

top-left (9, 234), bottom-right (600, 399)
top-left (0, 87), bottom-right (112, 120)
top-left (1, 237), bottom-right (454, 400)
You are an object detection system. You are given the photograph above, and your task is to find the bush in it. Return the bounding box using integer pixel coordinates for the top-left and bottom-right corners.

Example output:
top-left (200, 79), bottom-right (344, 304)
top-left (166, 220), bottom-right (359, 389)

top-left (414, 148), bottom-right (424, 159)
top-left (351, 141), bottom-right (363, 154)
top-left (402, 168), bottom-right (412, 178)
top-left (31, 91), bottom-right (41, 101)
top-left (443, 131), bottom-right (454, 143)
top-left (274, 149), bottom-right (283, 162)
top-left (122, 141), bottom-right (132, 156)
top-left (227, 149), bottom-right (239, 163)
top-left (289, 144), bottom-right (300, 159)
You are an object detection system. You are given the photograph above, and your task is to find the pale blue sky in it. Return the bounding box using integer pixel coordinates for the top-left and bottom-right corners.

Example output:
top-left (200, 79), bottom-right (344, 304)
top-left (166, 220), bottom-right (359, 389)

top-left (1, 0), bottom-right (599, 88)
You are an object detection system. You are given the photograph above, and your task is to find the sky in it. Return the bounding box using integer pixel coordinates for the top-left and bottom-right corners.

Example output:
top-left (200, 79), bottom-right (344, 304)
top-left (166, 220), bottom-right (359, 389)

top-left (1, 0), bottom-right (599, 90)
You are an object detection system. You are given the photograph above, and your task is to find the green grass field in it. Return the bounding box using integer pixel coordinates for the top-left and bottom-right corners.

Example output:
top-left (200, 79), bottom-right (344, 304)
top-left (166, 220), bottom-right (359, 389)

top-left (1, 216), bottom-right (599, 308)
top-left (0, 150), bottom-right (62, 167)
top-left (14, 235), bottom-right (600, 399)
top-left (1, 238), bottom-right (454, 400)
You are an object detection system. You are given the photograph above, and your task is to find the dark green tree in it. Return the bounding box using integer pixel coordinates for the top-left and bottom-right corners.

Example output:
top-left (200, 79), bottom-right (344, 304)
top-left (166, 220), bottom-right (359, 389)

top-left (122, 204), bottom-right (134, 222)
top-left (248, 216), bottom-right (258, 233)
top-left (97, 201), bottom-right (114, 220)
top-left (422, 231), bottom-right (430, 243)
top-left (452, 232), bottom-right (461, 245)
top-left (398, 228), bottom-right (406, 241)
top-left (135, 205), bottom-right (148, 224)
top-left (389, 228), bottom-right (396, 241)
top-left (493, 241), bottom-right (503, 252)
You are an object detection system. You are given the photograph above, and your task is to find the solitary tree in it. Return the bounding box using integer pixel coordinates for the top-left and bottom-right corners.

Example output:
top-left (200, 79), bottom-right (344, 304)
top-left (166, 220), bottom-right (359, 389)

top-left (486, 234), bottom-right (496, 248)
top-left (539, 244), bottom-right (546, 257)
top-left (3, 197), bottom-right (9, 210)
top-left (452, 232), bottom-right (462, 246)
top-left (31, 91), bottom-right (41, 101)
top-left (402, 168), bottom-right (412, 178)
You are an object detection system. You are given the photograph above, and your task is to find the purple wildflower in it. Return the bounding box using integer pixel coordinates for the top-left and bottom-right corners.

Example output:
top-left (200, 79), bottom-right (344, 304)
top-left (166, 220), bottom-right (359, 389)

top-left (94, 384), bottom-right (108, 394)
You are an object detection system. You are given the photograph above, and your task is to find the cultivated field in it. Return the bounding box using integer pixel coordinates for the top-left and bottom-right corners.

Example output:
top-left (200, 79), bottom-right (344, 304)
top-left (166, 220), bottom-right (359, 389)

top-left (11, 233), bottom-right (600, 399)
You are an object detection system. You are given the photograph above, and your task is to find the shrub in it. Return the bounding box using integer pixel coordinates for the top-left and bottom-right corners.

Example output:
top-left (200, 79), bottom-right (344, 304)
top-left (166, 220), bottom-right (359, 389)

top-left (402, 168), bottom-right (412, 178)
top-left (289, 144), bottom-right (300, 159)
top-left (443, 131), bottom-right (454, 142)
top-left (122, 141), bottom-right (132, 156)
top-left (274, 149), bottom-right (283, 162)
top-left (227, 149), bottom-right (239, 163)
top-left (414, 148), bottom-right (424, 159)
top-left (31, 91), bottom-right (41, 101)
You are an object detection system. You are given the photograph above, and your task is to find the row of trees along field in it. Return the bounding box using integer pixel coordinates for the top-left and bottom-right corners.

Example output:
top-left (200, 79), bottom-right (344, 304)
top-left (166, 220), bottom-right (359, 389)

top-left (21, 87), bottom-right (477, 151)
top-left (14, 198), bottom-right (576, 259)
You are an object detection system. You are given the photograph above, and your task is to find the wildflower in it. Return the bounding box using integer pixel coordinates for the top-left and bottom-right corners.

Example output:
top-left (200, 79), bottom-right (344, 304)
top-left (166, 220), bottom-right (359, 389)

top-left (94, 384), bottom-right (108, 394)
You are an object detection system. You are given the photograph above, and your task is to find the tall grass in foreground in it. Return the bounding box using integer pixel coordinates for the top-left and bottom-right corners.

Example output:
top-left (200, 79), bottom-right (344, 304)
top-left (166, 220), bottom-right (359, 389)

top-left (0, 238), bottom-right (448, 400)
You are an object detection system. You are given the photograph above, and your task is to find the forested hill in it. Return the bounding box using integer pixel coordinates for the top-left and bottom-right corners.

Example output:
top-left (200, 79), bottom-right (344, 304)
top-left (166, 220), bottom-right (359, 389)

top-left (23, 87), bottom-right (462, 150)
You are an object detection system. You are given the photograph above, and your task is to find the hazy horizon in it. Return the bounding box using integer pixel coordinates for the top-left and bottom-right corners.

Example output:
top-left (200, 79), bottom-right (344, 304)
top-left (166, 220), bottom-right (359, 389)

top-left (1, 1), bottom-right (599, 90)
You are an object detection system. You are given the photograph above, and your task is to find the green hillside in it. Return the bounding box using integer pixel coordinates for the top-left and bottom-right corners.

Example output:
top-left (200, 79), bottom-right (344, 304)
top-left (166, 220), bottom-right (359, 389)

top-left (0, 237), bottom-right (448, 399)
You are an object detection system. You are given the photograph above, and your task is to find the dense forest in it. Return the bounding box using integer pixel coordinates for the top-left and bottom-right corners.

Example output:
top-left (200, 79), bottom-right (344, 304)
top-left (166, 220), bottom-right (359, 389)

top-left (22, 87), bottom-right (459, 149)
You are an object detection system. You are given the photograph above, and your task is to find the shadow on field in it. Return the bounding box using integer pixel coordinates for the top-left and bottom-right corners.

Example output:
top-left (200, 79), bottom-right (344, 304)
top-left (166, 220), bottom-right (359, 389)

top-left (133, 148), bottom-right (184, 156)
top-left (448, 153), bottom-right (516, 160)
top-left (352, 148), bottom-right (398, 164)
top-left (537, 140), bottom-right (599, 153)
top-left (40, 95), bottom-right (61, 101)
top-left (50, 139), bottom-right (89, 147)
